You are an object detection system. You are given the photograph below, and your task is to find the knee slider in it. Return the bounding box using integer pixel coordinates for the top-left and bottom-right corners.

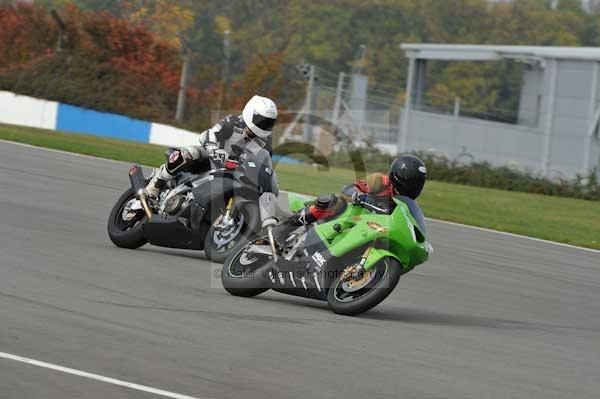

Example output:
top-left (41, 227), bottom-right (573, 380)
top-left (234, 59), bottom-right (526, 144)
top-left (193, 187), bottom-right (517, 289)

top-left (166, 149), bottom-right (190, 174)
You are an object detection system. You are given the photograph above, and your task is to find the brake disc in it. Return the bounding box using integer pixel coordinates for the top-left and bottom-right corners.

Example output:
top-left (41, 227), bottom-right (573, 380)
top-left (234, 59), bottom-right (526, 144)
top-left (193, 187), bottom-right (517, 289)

top-left (341, 266), bottom-right (375, 292)
top-left (239, 252), bottom-right (258, 265)
top-left (213, 214), bottom-right (245, 248)
top-left (122, 198), bottom-right (142, 221)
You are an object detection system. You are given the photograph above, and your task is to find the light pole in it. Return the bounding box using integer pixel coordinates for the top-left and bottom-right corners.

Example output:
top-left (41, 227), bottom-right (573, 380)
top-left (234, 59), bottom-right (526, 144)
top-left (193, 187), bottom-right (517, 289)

top-left (175, 32), bottom-right (191, 123)
top-left (303, 64), bottom-right (317, 143)
top-left (50, 9), bottom-right (66, 53)
top-left (217, 29), bottom-right (231, 111)
top-left (332, 71), bottom-right (345, 128)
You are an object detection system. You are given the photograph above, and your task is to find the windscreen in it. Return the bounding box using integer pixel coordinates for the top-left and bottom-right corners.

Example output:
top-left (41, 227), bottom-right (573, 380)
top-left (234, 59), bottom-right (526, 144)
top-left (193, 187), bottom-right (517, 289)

top-left (239, 147), bottom-right (278, 196)
top-left (395, 195), bottom-right (426, 233)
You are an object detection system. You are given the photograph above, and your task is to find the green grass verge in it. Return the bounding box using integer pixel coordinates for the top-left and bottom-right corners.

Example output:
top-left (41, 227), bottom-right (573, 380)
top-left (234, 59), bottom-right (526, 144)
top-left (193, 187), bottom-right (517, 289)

top-left (2, 123), bottom-right (599, 250)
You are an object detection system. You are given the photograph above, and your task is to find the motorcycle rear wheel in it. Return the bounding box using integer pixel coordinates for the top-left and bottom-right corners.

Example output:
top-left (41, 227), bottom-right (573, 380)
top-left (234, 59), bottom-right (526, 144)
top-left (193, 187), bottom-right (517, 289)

top-left (327, 257), bottom-right (402, 316)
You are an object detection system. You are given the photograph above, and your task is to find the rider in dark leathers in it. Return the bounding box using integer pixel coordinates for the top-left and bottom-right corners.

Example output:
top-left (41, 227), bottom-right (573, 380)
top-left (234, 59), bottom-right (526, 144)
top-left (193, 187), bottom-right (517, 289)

top-left (145, 95), bottom-right (280, 229)
top-left (274, 155), bottom-right (428, 240)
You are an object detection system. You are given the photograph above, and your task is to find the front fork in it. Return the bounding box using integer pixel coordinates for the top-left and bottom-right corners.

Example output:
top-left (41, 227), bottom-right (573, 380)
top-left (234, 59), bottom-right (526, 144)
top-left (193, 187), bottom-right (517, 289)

top-left (357, 245), bottom-right (372, 274)
top-left (215, 196), bottom-right (235, 227)
top-left (267, 226), bottom-right (279, 263)
top-left (342, 245), bottom-right (373, 281)
top-left (224, 196), bottom-right (235, 222)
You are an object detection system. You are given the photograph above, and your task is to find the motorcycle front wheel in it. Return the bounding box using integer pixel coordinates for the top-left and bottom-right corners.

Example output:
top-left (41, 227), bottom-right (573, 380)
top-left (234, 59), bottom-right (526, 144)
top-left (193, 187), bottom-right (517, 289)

top-left (220, 235), bottom-right (272, 297)
top-left (204, 202), bottom-right (260, 264)
top-left (107, 187), bottom-right (148, 249)
top-left (327, 257), bottom-right (402, 316)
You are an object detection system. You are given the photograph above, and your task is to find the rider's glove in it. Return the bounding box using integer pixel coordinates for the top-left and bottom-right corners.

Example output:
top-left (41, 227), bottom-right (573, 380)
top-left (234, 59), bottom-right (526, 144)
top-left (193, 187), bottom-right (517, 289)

top-left (210, 149), bottom-right (228, 165)
top-left (351, 192), bottom-right (369, 205)
top-left (203, 141), bottom-right (218, 153)
top-left (261, 217), bottom-right (278, 230)
top-left (425, 242), bottom-right (434, 255)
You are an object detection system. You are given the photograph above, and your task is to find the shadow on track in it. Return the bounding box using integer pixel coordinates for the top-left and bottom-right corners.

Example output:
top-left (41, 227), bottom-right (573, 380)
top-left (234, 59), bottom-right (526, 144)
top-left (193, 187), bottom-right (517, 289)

top-left (253, 294), bottom-right (329, 312)
top-left (363, 307), bottom-right (575, 333)
top-left (138, 246), bottom-right (208, 260)
top-left (248, 293), bottom-right (585, 333)
top-left (248, 295), bottom-right (547, 331)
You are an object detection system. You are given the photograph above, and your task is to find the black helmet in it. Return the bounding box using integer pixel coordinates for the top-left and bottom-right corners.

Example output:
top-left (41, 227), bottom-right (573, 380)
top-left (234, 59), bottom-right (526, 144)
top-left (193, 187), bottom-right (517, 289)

top-left (389, 155), bottom-right (427, 200)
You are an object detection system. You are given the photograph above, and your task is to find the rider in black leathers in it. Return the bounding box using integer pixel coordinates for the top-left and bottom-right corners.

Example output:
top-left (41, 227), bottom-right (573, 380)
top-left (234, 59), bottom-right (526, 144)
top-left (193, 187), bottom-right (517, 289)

top-left (145, 95), bottom-right (280, 229)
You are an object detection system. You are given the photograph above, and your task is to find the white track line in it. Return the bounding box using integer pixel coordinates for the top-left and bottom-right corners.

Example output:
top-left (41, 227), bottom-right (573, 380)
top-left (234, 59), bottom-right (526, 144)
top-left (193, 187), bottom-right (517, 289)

top-left (0, 351), bottom-right (203, 399)
top-left (3, 139), bottom-right (599, 254)
top-left (0, 139), bottom-right (146, 167)
top-left (425, 217), bottom-right (600, 254)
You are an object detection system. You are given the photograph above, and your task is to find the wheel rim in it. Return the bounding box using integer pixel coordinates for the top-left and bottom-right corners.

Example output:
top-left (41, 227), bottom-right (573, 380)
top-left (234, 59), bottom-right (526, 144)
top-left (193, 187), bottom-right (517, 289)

top-left (227, 237), bottom-right (270, 278)
top-left (212, 212), bottom-right (246, 252)
top-left (114, 195), bottom-right (144, 232)
top-left (333, 260), bottom-right (389, 303)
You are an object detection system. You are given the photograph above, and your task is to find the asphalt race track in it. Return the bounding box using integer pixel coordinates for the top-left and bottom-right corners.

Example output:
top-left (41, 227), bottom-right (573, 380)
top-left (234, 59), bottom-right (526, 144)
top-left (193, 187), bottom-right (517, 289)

top-left (1, 140), bottom-right (599, 399)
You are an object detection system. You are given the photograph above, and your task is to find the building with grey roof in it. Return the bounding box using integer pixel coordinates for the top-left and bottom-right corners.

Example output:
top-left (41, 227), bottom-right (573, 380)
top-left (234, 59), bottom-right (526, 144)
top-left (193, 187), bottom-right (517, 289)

top-left (396, 44), bottom-right (600, 179)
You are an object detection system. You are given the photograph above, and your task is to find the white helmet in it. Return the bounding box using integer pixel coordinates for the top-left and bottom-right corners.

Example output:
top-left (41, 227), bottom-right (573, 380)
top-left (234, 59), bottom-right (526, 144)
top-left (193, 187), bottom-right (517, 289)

top-left (242, 95), bottom-right (278, 139)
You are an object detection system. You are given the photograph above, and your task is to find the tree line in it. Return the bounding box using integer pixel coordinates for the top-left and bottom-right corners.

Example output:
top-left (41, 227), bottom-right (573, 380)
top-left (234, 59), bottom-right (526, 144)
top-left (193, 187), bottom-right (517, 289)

top-left (2, 0), bottom-right (600, 128)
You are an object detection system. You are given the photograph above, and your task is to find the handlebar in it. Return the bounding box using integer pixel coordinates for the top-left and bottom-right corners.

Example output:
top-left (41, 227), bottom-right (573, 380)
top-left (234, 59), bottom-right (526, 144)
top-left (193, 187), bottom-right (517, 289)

top-left (351, 192), bottom-right (388, 214)
top-left (359, 201), bottom-right (388, 214)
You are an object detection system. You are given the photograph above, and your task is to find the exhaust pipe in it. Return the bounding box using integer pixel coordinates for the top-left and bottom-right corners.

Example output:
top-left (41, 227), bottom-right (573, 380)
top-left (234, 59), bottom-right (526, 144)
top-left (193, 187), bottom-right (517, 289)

top-left (129, 165), bottom-right (152, 219)
top-left (137, 191), bottom-right (153, 219)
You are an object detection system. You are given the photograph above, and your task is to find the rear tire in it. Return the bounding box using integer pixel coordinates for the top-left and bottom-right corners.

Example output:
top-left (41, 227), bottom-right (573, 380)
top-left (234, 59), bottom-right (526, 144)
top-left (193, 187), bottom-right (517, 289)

top-left (221, 236), bottom-right (272, 297)
top-left (205, 202), bottom-right (260, 264)
top-left (327, 257), bottom-right (402, 316)
top-left (107, 188), bottom-right (148, 249)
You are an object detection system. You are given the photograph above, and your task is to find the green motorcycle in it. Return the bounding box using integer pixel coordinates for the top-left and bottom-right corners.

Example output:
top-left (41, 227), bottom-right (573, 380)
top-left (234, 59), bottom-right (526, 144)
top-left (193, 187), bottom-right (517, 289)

top-left (221, 192), bottom-right (432, 316)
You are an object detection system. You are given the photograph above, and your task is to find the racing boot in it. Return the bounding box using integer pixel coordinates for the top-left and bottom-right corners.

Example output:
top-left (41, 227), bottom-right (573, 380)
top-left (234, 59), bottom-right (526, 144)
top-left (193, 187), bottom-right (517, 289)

top-left (273, 194), bottom-right (342, 244)
top-left (271, 213), bottom-right (305, 246)
top-left (271, 196), bottom-right (330, 243)
top-left (145, 164), bottom-right (173, 199)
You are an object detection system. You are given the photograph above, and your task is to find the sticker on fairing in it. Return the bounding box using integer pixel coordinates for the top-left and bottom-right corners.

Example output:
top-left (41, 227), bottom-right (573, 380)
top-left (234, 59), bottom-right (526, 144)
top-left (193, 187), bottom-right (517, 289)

top-left (401, 207), bottom-right (417, 243)
top-left (313, 272), bottom-right (322, 292)
top-left (312, 251), bottom-right (326, 268)
top-left (248, 162), bottom-right (256, 167)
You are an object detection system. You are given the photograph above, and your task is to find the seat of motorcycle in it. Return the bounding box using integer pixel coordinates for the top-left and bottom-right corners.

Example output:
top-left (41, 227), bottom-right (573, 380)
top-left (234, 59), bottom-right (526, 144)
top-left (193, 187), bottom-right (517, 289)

top-left (394, 195), bottom-right (426, 233)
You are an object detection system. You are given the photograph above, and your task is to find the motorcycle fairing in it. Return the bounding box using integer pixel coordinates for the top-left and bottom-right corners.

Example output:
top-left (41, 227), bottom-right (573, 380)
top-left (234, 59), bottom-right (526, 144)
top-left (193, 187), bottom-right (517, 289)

top-left (269, 229), bottom-right (368, 300)
top-left (143, 214), bottom-right (204, 250)
top-left (287, 192), bottom-right (314, 213)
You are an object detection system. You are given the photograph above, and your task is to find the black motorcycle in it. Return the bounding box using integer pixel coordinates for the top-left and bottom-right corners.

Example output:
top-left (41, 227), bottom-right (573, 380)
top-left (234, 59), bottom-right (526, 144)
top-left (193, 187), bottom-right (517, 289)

top-left (107, 145), bottom-right (268, 263)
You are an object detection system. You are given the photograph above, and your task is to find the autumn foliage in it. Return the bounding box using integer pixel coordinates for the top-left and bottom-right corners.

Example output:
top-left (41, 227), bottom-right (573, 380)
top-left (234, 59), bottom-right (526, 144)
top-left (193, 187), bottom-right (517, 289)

top-left (0, 3), bottom-right (292, 129)
top-left (6, 0), bottom-right (596, 129)
top-left (0, 4), bottom-right (185, 122)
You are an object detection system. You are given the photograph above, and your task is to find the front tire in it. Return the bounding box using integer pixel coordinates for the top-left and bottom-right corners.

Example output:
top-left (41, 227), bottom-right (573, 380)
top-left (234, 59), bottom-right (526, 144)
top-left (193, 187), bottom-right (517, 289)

top-left (327, 257), bottom-right (402, 316)
top-left (220, 236), bottom-right (272, 297)
top-left (107, 188), bottom-right (148, 249)
top-left (204, 202), bottom-right (260, 264)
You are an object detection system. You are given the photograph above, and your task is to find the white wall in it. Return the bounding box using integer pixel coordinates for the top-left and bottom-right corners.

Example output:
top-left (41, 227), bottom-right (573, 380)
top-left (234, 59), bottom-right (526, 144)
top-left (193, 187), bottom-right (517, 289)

top-left (149, 123), bottom-right (202, 147)
top-left (0, 91), bottom-right (206, 149)
top-left (0, 91), bottom-right (58, 130)
top-left (405, 110), bottom-right (544, 172)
